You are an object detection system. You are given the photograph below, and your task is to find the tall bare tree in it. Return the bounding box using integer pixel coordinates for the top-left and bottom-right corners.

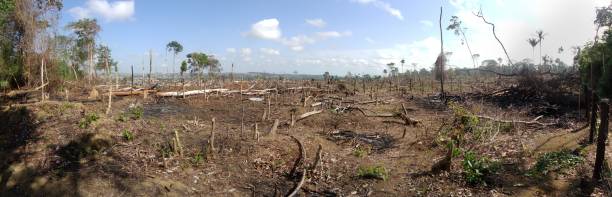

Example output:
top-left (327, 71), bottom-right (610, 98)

top-left (447, 16), bottom-right (476, 68)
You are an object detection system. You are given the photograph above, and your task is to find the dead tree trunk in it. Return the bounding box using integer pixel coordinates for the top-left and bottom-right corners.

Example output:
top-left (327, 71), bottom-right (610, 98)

top-left (593, 99), bottom-right (609, 181)
top-left (589, 93), bottom-right (598, 144)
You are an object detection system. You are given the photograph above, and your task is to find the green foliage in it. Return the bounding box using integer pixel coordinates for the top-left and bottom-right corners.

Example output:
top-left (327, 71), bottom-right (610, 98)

top-left (166, 41), bottom-right (183, 55)
top-left (462, 151), bottom-right (500, 185)
top-left (192, 151), bottom-right (204, 165)
top-left (122, 129), bottom-right (134, 141)
top-left (353, 146), bottom-right (369, 158)
top-left (158, 141), bottom-right (174, 158)
top-left (528, 149), bottom-right (583, 177)
top-left (96, 45), bottom-right (117, 72)
top-left (186, 52), bottom-right (209, 73)
top-left (448, 102), bottom-right (479, 133)
top-left (128, 106), bottom-right (144, 119)
top-left (357, 165), bottom-right (389, 180)
top-left (180, 60), bottom-right (188, 74)
top-left (79, 113), bottom-right (99, 128)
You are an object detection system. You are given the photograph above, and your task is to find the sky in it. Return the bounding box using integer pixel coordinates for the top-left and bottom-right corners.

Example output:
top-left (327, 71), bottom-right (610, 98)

top-left (58, 0), bottom-right (610, 75)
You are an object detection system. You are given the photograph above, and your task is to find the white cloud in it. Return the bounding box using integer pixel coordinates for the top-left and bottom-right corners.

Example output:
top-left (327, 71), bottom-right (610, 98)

top-left (365, 37), bottom-right (376, 44)
top-left (240, 48), bottom-right (252, 56)
top-left (352, 0), bottom-right (404, 20)
top-left (444, 0), bottom-right (609, 68)
top-left (246, 18), bottom-right (282, 40)
top-left (306, 18), bottom-right (327, 28)
top-left (226, 48), bottom-right (236, 53)
top-left (281, 35), bottom-right (316, 51)
top-left (69, 0), bottom-right (135, 22)
top-left (246, 18), bottom-right (351, 51)
top-left (260, 48), bottom-right (280, 55)
top-left (419, 20), bottom-right (433, 27)
top-left (316, 31), bottom-right (352, 39)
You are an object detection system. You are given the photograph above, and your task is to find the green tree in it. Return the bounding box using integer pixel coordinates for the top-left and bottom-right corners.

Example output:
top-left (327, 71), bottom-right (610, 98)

top-left (166, 41), bottom-right (183, 81)
top-left (186, 52), bottom-right (208, 85)
top-left (67, 18), bottom-right (100, 85)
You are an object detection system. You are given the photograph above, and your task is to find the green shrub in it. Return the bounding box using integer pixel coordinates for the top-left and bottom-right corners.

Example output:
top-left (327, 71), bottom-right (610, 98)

top-left (528, 149), bottom-right (583, 176)
top-left (79, 113), bottom-right (99, 128)
top-left (448, 102), bottom-right (479, 133)
top-left (129, 106), bottom-right (144, 119)
top-left (357, 165), bottom-right (389, 180)
top-left (353, 146), bottom-right (369, 158)
top-left (122, 129), bottom-right (134, 141)
top-left (462, 151), bottom-right (500, 185)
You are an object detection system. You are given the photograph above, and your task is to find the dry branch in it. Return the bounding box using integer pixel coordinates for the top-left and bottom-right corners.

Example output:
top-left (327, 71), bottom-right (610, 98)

top-left (476, 115), bottom-right (556, 127)
top-left (287, 135), bottom-right (306, 197)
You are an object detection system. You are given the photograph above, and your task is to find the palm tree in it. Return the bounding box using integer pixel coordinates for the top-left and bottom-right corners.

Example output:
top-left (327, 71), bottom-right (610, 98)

top-left (527, 38), bottom-right (539, 61)
top-left (400, 59), bottom-right (405, 75)
top-left (166, 41), bottom-right (184, 84)
top-left (67, 18), bottom-right (101, 85)
top-left (535, 30), bottom-right (547, 66)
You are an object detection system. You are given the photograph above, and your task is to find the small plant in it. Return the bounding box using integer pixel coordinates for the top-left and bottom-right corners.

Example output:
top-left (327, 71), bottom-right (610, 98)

top-left (122, 129), bottom-right (134, 141)
top-left (448, 102), bottom-right (480, 133)
top-left (79, 113), bottom-right (99, 128)
top-left (192, 151), bottom-right (204, 165)
top-left (462, 151), bottom-right (500, 185)
top-left (158, 142), bottom-right (174, 158)
top-left (353, 146), bottom-right (369, 158)
top-left (129, 106), bottom-right (144, 119)
top-left (117, 113), bottom-right (129, 122)
top-left (357, 165), bottom-right (389, 180)
top-left (528, 149), bottom-right (583, 177)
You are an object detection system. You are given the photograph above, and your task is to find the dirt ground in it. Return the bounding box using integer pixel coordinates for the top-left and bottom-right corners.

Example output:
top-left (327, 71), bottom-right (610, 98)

top-left (0, 80), bottom-right (610, 196)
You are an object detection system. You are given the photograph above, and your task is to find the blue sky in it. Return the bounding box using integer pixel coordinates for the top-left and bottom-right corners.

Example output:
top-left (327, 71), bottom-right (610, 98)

top-left (59, 0), bottom-right (608, 75)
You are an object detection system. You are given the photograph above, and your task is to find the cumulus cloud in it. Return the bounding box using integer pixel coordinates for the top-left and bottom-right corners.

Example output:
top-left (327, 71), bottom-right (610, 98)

top-left (246, 18), bottom-right (282, 40)
top-left (306, 18), bottom-right (327, 28)
top-left (260, 48), bottom-right (280, 55)
top-left (352, 0), bottom-right (404, 20)
top-left (226, 48), bottom-right (236, 53)
top-left (246, 18), bottom-right (350, 51)
top-left (69, 0), bottom-right (135, 22)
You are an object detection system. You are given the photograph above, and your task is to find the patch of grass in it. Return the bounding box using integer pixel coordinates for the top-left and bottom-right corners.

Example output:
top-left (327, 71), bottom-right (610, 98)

top-left (528, 149), bottom-right (583, 177)
top-left (122, 129), bottom-right (134, 141)
top-left (353, 146), bottom-right (369, 158)
top-left (462, 151), bottom-right (500, 185)
top-left (357, 165), bottom-right (389, 180)
top-left (79, 113), bottom-right (99, 128)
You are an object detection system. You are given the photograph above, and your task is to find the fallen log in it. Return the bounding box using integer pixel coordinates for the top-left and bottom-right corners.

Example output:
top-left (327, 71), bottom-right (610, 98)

top-left (296, 110), bottom-right (323, 121)
top-left (156, 89), bottom-right (229, 97)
